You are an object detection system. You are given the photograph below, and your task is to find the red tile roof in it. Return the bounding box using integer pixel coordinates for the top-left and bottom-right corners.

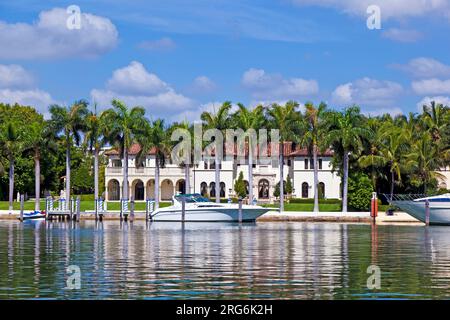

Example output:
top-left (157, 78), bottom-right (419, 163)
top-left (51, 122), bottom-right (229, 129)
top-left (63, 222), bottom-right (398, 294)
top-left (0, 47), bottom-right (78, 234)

top-left (104, 142), bottom-right (334, 157)
top-left (104, 144), bottom-right (156, 156)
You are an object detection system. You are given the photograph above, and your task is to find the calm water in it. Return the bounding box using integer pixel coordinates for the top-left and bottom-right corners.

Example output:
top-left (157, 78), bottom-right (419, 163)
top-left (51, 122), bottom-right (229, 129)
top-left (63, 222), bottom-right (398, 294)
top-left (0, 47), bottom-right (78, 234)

top-left (0, 220), bottom-right (449, 299)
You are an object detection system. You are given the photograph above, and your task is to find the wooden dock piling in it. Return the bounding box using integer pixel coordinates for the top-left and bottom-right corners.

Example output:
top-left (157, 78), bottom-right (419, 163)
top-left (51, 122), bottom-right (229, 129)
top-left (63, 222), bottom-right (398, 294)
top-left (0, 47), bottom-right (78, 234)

top-left (238, 197), bottom-right (243, 223)
top-left (181, 197), bottom-right (186, 222)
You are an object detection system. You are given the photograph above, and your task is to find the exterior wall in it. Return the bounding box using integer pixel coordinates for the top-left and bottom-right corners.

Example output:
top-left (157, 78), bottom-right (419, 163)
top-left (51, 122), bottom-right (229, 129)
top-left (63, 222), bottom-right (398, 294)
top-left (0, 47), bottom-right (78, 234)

top-left (292, 156), bottom-right (341, 199)
top-left (437, 167), bottom-right (450, 190)
top-left (105, 154), bottom-right (343, 202)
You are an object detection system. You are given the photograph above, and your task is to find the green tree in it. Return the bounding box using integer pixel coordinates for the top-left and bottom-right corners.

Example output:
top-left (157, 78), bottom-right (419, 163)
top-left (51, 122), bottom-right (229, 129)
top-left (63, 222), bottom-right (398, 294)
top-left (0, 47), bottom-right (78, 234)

top-left (301, 102), bottom-right (327, 212)
top-left (102, 99), bottom-right (147, 201)
top-left (201, 102), bottom-right (232, 203)
top-left (348, 172), bottom-right (374, 211)
top-left (49, 101), bottom-right (88, 203)
top-left (267, 101), bottom-right (301, 212)
top-left (84, 104), bottom-right (107, 215)
top-left (234, 103), bottom-right (265, 204)
top-left (136, 119), bottom-right (170, 209)
top-left (326, 106), bottom-right (371, 212)
top-left (234, 171), bottom-right (247, 199)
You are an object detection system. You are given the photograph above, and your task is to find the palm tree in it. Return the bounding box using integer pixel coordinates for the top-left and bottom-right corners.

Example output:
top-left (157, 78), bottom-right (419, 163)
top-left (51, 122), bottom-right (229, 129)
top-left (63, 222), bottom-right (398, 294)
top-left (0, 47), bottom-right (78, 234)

top-left (361, 122), bottom-right (409, 201)
top-left (0, 121), bottom-right (24, 212)
top-left (23, 119), bottom-right (57, 211)
top-left (201, 102), bottom-right (232, 203)
top-left (421, 101), bottom-right (449, 144)
top-left (168, 121), bottom-right (193, 195)
top-left (301, 102), bottom-right (327, 212)
top-left (49, 101), bottom-right (88, 206)
top-left (102, 99), bottom-right (147, 202)
top-left (405, 132), bottom-right (447, 194)
top-left (136, 119), bottom-right (170, 210)
top-left (267, 101), bottom-right (301, 212)
top-left (326, 106), bottom-right (372, 212)
top-left (234, 103), bottom-right (265, 204)
top-left (84, 104), bottom-right (106, 216)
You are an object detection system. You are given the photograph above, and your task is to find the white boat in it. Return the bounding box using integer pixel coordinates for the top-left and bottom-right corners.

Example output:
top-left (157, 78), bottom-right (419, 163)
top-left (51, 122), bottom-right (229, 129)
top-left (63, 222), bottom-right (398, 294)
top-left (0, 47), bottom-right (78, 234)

top-left (18, 211), bottom-right (46, 220)
top-left (150, 194), bottom-right (270, 222)
top-left (390, 194), bottom-right (450, 225)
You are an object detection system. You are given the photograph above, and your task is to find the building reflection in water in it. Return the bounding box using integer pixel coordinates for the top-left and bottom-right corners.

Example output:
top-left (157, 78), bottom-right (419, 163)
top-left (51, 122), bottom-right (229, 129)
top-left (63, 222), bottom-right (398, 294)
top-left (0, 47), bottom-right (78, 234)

top-left (1, 220), bottom-right (450, 299)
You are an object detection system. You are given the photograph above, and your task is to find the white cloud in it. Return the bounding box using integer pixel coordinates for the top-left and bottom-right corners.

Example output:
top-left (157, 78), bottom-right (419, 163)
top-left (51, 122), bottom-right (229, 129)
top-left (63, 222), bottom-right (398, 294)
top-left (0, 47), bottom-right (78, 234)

top-left (395, 58), bottom-right (450, 79)
top-left (291, 0), bottom-right (450, 20)
top-left (0, 64), bottom-right (55, 113)
top-left (137, 37), bottom-right (176, 51)
top-left (417, 96), bottom-right (450, 111)
top-left (0, 64), bottom-right (34, 89)
top-left (382, 28), bottom-right (423, 43)
top-left (0, 89), bottom-right (54, 113)
top-left (106, 61), bottom-right (170, 96)
top-left (91, 61), bottom-right (194, 115)
top-left (242, 68), bottom-right (319, 100)
top-left (412, 79), bottom-right (450, 95)
top-left (191, 76), bottom-right (217, 92)
top-left (0, 8), bottom-right (118, 60)
top-left (332, 77), bottom-right (403, 107)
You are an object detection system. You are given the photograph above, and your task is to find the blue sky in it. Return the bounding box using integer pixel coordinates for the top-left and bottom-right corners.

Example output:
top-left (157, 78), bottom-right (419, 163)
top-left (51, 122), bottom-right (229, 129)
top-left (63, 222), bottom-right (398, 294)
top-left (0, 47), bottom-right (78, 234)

top-left (1, 0), bottom-right (450, 121)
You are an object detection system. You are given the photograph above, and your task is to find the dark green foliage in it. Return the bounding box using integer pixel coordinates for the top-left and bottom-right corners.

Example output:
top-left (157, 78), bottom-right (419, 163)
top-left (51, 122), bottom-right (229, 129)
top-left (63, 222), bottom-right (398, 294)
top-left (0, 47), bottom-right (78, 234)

top-left (234, 171), bottom-right (247, 198)
top-left (348, 173), bottom-right (374, 211)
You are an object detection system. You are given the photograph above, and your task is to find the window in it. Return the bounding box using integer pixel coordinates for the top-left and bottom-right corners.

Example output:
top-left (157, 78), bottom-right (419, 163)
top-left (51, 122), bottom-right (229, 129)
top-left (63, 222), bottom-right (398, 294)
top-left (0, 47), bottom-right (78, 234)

top-left (209, 182), bottom-right (216, 198)
top-left (258, 179), bottom-right (270, 199)
top-left (112, 159), bottom-right (122, 167)
top-left (319, 159), bottom-right (323, 170)
top-left (200, 182), bottom-right (208, 197)
top-left (204, 161), bottom-right (208, 169)
top-left (220, 182), bottom-right (226, 198)
top-left (210, 161), bottom-right (216, 170)
top-left (310, 158), bottom-right (315, 169)
top-left (287, 160), bottom-right (292, 166)
top-left (319, 182), bottom-right (325, 199)
top-left (302, 182), bottom-right (309, 198)
top-left (304, 159), bottom-right (309, 170)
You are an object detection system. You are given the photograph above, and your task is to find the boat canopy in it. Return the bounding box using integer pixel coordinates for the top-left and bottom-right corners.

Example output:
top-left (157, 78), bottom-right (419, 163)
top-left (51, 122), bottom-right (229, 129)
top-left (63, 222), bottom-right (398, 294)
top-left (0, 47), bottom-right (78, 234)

top-left (174, 194), bottom-right (210, 203)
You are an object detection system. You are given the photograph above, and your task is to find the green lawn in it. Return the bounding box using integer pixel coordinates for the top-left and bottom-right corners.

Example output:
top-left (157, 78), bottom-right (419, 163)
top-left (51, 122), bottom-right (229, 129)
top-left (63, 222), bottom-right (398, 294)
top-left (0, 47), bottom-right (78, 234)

top-left (263, 203), bottom-right (342, 212)
top-left (0, 201), bottom-right (171, 211)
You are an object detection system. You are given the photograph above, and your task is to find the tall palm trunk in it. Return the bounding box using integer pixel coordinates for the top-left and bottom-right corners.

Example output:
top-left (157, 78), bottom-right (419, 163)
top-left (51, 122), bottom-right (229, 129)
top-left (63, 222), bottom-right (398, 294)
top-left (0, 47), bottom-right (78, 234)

top-left (184, 164), bottom-right (190, 194)
top-left (94, 148), bottom-right (99, 214)
top-left (215, 151), bottom-right (220, 203)
top-left (34, 150), bottom-right (40, 212)
top-left (279, 143), bottom-right (284, 212)
top-left (390, 170), bottom-right (395, 202)
top-left (66, 142), bottom-right (70, 210)
top-left (313, 144), bottom-right (319, 212)
top-left (248, 147), bottom-right (254, 204)
top-left (342, 150), bottom-right (349, 213)
top-left (8, 158), bottom-right (14, 213)
top-left (155, 159), bottom-right (160, 209)
top-left (123, 148), bottom-right (129, 200)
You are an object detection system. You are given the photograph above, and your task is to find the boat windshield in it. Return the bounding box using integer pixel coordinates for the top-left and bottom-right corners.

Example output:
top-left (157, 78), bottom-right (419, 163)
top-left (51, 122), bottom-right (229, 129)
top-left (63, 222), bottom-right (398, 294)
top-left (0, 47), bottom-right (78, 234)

top-left (175, 194), bottom-right (211, 203)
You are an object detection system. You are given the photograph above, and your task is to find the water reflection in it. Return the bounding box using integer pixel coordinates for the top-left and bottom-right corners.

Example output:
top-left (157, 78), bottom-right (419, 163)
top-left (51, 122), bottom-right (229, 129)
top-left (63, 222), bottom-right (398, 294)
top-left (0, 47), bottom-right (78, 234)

top-left (0, 220), bottom-right (450, 299)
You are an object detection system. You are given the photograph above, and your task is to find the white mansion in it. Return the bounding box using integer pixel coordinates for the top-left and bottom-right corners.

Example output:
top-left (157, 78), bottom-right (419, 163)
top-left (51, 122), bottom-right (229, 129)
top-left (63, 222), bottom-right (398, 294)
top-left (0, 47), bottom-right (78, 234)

top-left (104, 143), bottom-right (342, 203)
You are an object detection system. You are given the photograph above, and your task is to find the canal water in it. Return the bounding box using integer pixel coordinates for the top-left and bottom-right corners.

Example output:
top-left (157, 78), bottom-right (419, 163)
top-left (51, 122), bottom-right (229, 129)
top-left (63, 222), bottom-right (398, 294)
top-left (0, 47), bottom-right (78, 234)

top-left (0, 220), bottom-right (449, 299)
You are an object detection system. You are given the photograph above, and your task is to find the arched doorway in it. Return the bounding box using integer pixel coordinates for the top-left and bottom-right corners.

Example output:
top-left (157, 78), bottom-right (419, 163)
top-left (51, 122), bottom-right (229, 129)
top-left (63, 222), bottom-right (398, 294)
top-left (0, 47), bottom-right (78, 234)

top-left (319, 182), bottom-right (325, 199)
top-left (209, 182), bottom-right (216, 198)
top-left (220, 182), bottom-right (226, 198)
top-left (302, 182), bottom-right (309, 198)
top-left (176, 179), bottom-right (186, 194)
top-left (132, 179), bottom-right (144, 200)
top-left (146, 179), bottom-right (155, 200)
top-left (200, 182), bottom-right (208, 197)
top-left (107, 179), bottom-right (120, 200)
top-left (161, 179), bottom-right (174, 200)
top-left (258, 179), bottom-right (269, 199)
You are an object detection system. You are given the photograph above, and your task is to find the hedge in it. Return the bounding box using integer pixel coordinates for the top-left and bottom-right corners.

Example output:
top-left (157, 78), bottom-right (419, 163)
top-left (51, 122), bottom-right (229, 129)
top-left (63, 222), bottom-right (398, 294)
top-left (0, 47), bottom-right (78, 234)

top-left (288, 198), bottom-right (342, 204)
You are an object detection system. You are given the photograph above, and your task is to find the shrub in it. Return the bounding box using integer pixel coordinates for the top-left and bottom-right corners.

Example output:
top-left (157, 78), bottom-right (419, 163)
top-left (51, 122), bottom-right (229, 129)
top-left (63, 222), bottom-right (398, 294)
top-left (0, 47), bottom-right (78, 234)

top-left (348, 173), bottom-right (374, 211)
top-left (289, 198), bottom-right (341, 204)
top-left (234, 172), bottom-right (247, 199)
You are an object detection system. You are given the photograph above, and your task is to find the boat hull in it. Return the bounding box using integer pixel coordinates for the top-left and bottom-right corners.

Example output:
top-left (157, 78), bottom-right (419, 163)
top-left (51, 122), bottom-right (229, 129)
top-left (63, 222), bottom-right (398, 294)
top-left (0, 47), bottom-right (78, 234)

top-left (151, 207), bottom-right (269, 222)
top-left (392, 200), bottom-right (450, 225)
